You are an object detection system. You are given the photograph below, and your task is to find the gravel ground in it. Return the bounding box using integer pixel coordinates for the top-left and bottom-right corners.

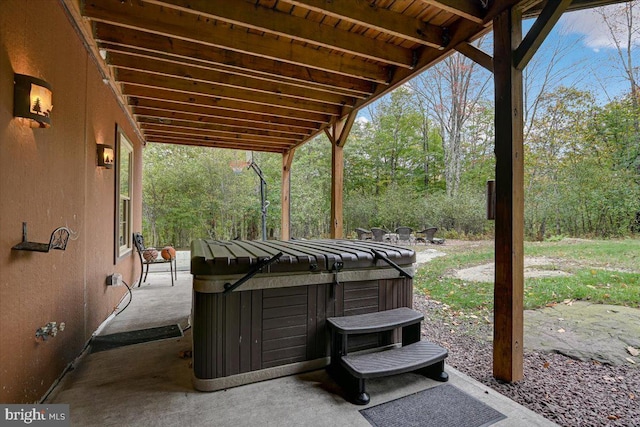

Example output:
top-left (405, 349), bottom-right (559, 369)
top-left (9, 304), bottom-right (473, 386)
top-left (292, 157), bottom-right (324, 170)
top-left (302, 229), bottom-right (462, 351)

top-left (414, 295), bottom-right (640, 427)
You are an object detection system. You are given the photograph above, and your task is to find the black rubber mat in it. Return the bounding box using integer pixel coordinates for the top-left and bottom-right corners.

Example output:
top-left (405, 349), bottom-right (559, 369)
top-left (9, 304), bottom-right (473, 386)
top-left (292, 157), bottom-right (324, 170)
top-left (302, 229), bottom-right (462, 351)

top-left (360, 384), bottom-right (506, 427)
top-left (90, 324), bottom-right (183, 353)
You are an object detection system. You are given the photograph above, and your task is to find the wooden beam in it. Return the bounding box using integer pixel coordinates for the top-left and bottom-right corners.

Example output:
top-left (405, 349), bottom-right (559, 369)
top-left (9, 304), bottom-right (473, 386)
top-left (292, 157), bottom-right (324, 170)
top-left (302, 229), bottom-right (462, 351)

top-left (133, 108), bottom-right (313, 137)
top-left (281, 149), bottom-right (296, 241)
top-left (334, 113), bottom-right (357, 148)
top-left (116, 69), bottom-right (341, 116)
top-left (108, 52), bottom-right (357, 107)
top-left (148, 0), bottom-right (415, 68)
top-left (138, 120), bottom-right (302, 142)
top-left (83, 0), bottom-right (390, 83)
top-left (124, 84), bottom-right (331, 123)
top-left (94, 24), bottom-right (376, 97)
top-left (422, 0), bottom-right (486, 23)
top-left (514, 0), bottom-right (572, 70)
top-left (144, 136), bottom-right (287, 153)
top-left (129, 101), bottom-right (321, 131)
top-left (142, 127), bottom-right (297, 145)
top-left (492, 6), bottom-right (524, 383)
top-left (286, 0), bottom-right (445, 48)
top-left (455, 42), bottom-right (493, 73)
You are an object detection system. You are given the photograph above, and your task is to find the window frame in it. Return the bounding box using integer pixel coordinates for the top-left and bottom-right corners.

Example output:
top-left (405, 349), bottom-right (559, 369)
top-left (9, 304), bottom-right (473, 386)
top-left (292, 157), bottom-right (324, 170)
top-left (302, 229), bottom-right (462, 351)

top-left (115, 125), bottom-right (134, 262)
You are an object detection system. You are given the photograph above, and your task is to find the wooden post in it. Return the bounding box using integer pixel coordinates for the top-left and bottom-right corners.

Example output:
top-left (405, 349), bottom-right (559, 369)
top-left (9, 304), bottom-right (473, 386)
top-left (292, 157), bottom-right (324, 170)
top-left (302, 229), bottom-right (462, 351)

top-left (326, 112), bottom-right (357, 239)
top-left (330, 143), bottom-right (344, 238)
top-left (281, 149), bottom-right (295, 240)
top-left (493, 7), bottom-right (524, 382)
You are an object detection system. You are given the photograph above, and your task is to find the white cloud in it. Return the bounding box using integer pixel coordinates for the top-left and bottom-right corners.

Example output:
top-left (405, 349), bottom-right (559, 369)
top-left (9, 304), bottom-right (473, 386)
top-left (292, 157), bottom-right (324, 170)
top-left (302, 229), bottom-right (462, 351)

top-left (560, 3), bottom-right (640, 50)
top-left (355, 115), bottom-right (369, 124)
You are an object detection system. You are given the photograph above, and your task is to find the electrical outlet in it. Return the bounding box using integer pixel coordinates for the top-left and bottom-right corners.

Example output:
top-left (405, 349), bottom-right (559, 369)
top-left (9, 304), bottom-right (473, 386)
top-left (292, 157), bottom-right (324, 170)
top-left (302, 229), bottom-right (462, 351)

top-left (107, 273), bottom-right (123, 286)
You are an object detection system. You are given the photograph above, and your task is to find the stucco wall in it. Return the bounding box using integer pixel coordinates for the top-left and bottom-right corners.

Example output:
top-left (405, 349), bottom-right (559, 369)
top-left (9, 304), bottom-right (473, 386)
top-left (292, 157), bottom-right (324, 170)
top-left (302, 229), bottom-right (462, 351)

top-left (0, 0), bottom-right (143, 403)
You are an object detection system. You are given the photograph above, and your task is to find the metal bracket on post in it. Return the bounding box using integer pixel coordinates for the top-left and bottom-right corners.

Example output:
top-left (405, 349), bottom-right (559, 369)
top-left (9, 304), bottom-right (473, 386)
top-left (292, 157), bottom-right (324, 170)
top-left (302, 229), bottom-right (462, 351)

top-left (223, 252), bottom-right (283, 294)
top-left (371, 249), bottom-right (413, 279)
top-left (330, 261), bottom-right (344, 299)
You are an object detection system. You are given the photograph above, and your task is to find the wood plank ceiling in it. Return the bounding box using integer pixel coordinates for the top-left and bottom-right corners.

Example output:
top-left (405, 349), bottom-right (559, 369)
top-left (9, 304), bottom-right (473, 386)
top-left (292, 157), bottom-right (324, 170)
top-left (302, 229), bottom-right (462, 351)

top-left (62, 0), bottom-right (622, 153)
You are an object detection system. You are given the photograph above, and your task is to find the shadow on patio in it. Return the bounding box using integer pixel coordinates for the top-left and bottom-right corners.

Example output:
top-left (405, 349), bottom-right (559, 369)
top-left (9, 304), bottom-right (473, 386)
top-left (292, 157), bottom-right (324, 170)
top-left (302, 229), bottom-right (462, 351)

top-left (45, 263), bottom-right (556, 427)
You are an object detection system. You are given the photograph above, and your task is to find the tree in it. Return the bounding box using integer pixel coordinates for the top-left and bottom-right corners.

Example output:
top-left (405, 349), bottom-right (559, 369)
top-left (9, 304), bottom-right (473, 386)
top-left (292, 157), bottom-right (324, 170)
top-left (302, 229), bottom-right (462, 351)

top-left (365, 87), bottom-right (424, 193)
top-left (411, 47), bottom-right (492, 196)
top-left (597, 0), bottom-right (640, 127)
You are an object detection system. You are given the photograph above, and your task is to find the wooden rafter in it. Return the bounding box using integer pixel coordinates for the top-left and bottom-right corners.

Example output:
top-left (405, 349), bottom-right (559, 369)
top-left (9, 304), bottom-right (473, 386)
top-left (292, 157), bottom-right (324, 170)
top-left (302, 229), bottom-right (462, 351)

top-left (133, 109), bottom-right (313, 137)
top-left (108, 52), bottom-right (358, 107)
top-left (146, 0), bottom-right (415, 68)
top-left (116, 69), bottom-right (342, 116)
top-left (123, 85), bottom-right (333, 124)
top-left (138, 120), bottom-right (303, 142)
top-left (128, 98), bottom-right (323, 129)
top-left (83, 1), bottom-right (391, 83)
top-left (94, 26), bottom-right (377, 97)
top-left (144, 136), bottom-right (286, 153)
top-left (284, 0), bottom-right (446, 48)
top-left (421, 0), bottom-right (486, 23)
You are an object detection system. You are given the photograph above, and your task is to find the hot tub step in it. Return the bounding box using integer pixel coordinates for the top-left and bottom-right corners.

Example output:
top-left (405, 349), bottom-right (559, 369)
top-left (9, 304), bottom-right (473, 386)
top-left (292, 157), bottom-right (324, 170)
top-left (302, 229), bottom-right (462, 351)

top-left (326, 307), bottom-right (449, 405)
top-left (341, 340), bottom-right (448, 379)
top-left (327, 307), bottom-right (423, 334)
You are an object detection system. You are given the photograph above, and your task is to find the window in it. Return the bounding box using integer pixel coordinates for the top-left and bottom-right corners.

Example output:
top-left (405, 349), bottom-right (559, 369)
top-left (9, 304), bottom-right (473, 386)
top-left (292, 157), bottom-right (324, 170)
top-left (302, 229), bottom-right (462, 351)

top-left (116, 127), bottom-right (133, 259)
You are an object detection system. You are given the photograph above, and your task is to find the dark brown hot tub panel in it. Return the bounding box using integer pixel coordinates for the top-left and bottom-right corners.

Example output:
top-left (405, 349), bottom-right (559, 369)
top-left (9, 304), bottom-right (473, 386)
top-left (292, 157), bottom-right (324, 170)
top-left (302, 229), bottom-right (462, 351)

top-left (191, 239), bottom-right (416, 391)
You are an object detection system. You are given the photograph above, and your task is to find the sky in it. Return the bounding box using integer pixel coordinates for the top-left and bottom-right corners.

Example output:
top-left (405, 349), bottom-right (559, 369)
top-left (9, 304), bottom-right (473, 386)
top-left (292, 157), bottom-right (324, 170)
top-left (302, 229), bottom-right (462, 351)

top-left (551, 3), bottom-right (640, 102)
top-left (357, 3), bottom-right (639, 123)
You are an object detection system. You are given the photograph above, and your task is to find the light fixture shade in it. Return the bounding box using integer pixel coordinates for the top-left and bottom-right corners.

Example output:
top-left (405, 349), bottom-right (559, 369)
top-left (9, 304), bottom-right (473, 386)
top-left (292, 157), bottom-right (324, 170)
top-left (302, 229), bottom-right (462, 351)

top-left (14, 74), bottom-right (53, 128)
top-left (97, 144), bottom-right (114, 168)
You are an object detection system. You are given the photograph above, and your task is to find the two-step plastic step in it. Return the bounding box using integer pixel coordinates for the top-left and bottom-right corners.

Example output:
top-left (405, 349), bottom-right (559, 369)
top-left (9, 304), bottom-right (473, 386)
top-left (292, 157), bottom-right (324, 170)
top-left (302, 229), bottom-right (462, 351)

top-left (327, 307), bottom-right (449, 405)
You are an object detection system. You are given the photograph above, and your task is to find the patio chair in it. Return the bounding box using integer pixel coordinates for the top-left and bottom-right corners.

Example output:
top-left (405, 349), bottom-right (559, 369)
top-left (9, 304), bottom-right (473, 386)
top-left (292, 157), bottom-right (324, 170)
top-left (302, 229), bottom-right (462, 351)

top-left (394, 226), bottom-right (414, 245)
top-left (355, 227), bottom-right (373, 240)
top-left (417, 227), bottom-right (445, 244)
top-left (133, 232), bottom-right (177, 287)
top-left (370, 227), bottom-right (390, 242)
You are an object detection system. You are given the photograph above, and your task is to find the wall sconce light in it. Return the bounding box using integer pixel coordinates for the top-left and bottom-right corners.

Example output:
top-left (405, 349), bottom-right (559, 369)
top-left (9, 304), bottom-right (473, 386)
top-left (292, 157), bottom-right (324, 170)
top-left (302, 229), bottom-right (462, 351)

top-left (97, 144), bottom-right (114, 168)
top-left (14, 73), bottom-right (53, 128)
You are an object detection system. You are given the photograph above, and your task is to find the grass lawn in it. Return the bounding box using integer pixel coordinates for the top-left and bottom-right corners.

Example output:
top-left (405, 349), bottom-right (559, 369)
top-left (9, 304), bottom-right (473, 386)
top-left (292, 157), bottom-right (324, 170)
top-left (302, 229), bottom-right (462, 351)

top-left (414, 238), bottom-right (640, 315)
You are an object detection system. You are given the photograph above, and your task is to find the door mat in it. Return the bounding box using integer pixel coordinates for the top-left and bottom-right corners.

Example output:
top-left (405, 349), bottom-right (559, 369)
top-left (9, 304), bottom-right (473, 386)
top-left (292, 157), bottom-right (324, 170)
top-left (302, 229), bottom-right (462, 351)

top-left (360, 384), bottom-right (506, 427)
top-left (90, 324), bottom-right (183, 353)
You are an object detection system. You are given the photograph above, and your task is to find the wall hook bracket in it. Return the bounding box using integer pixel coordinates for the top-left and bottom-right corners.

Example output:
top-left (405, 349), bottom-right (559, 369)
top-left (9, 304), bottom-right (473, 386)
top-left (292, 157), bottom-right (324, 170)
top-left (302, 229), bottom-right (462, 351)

top-left (12, 222), bottom-right (70, 252)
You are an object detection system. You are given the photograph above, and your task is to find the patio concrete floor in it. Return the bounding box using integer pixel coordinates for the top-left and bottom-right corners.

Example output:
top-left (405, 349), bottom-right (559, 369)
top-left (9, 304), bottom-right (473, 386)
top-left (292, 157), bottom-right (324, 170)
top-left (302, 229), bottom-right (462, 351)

top-left (45, 263), bottom-right (556, 427)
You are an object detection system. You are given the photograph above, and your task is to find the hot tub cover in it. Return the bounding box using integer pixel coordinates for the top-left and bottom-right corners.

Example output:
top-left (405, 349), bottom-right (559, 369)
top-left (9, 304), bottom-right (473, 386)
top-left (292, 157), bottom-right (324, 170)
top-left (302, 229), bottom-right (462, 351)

top-left (191, 239), bottom-right (415, 276)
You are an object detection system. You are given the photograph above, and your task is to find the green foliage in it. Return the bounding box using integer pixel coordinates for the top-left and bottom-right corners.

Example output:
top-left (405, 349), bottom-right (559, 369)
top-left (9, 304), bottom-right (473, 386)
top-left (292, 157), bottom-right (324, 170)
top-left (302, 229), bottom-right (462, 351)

top-left (524, 87), bottom-right (640, 239)
top-left (142, 144), bottom-right (280, 247)
top-left (142, 64), bottom-right (640, 243)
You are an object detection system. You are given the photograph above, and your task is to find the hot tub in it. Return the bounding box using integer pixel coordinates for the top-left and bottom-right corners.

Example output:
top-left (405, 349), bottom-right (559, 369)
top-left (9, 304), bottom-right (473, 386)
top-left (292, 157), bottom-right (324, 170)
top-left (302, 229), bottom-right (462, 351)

top-left (190, 239), bottom-right (415, 391)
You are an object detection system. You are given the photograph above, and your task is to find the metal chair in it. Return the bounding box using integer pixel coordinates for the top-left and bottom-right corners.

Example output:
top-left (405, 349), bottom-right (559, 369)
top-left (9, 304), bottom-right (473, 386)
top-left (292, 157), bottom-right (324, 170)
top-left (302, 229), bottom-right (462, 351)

top-left (355, 228), bottom-right (372, 240)
top-left (133, 232), bottom-right (177, 287)
top-left (394, 226), bottom-right (414, 245)
top-left (416, 227), bottom-right (445, 244)
top-left (371, 227), bottom-right (390, 242)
